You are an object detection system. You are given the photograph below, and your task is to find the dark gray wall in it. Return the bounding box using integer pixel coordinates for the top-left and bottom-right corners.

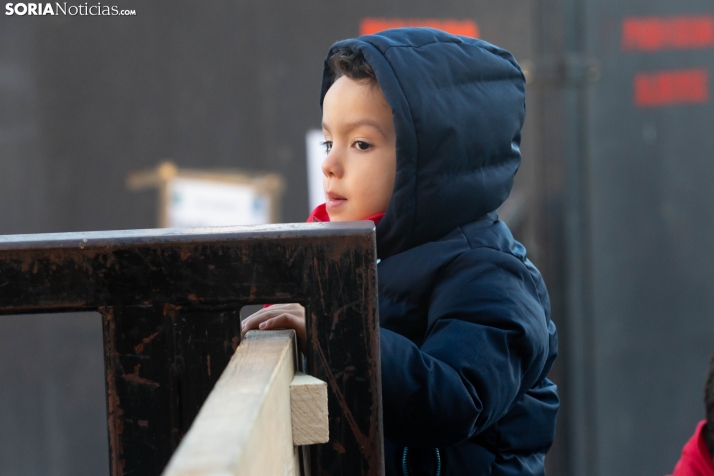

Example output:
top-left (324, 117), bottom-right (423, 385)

top-left (0, 313), bottom-right (107, 476)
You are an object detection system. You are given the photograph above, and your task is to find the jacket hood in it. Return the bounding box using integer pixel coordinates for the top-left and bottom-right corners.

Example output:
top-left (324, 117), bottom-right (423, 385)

top-left (320, 28), bottom-right (525, 259)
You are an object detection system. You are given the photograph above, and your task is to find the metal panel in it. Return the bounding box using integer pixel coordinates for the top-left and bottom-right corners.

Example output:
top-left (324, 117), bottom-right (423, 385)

top-left (584, 3), bottom-right (714, 475)
top-left (534, 0), bottom-right (714, 474)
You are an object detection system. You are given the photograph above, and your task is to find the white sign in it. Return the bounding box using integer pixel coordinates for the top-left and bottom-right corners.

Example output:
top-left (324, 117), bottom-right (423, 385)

top-left (166, 177), bottom-right (271, 228)
top-left (305, 129), bottom-right (327, 212)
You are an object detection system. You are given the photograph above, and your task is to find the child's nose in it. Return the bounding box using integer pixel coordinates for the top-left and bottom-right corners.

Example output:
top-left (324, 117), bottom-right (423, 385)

top-left (321, 150), bottom-right (344, 178)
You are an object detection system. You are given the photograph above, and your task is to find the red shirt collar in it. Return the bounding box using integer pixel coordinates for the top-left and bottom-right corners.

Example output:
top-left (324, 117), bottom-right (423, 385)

top-left (307, 203), bottom-right (384, 225)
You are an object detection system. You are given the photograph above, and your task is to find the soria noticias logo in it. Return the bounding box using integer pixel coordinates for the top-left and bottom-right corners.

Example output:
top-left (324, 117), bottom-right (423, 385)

top-left (5, 3), bottom-right (136, 15)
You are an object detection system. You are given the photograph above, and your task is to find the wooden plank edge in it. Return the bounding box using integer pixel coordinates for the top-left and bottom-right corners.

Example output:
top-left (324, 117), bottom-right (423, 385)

top-left (162, 329), bottom-right (298, 476)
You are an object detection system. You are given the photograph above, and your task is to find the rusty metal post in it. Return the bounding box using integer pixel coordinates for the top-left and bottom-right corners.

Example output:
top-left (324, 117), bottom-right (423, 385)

top-left (101, 305), bottom-right (241, 474)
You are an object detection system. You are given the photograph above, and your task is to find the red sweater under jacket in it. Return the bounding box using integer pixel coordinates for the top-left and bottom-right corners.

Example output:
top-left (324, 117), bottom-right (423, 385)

top-left (671, 421), bottom-right (714, 476)
top-left (306, 203), bottom-right (384, 225)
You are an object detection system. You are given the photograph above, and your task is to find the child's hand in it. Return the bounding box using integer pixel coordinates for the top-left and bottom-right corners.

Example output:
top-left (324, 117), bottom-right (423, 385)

top-left (241, 303), bottom-right (306, 353)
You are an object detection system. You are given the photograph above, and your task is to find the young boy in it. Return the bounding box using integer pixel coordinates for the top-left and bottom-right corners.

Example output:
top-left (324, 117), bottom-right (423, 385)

top-left (242, 27), bottom-right (559, 475)
top-left (669, 352), bottom-right (714, 475)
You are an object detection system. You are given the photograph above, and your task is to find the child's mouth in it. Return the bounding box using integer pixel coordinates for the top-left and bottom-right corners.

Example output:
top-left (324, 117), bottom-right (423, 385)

top-left (326, 191), bottom-right (347, 211)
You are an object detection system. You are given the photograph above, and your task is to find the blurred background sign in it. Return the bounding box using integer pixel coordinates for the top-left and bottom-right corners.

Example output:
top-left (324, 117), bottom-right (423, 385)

top-left (306, 129), bottom-right (326, 212)
top-left (127, 162), bottom-right (284, 227)
top-left (359, 17), bottom-right (480, 37)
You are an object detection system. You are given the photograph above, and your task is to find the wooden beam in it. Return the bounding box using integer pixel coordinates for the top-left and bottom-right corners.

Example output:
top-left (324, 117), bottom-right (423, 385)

top-left (162, 329), bottom-right (300, 476)
top-left (290, 372), bottom-right (329, 446)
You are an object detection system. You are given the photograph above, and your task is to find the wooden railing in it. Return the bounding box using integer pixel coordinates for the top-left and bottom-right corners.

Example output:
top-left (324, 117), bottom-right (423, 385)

top-left (0, 223), bottom-right (383, 476)
top-left (163, 329), bottom-right (328, 476)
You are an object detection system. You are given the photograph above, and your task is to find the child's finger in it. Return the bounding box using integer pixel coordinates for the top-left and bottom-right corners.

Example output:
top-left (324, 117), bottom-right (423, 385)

top-left (241, 313), bottom-right (268, 336)
top-left (241, 312), bottom-right (268, 336)
top-left (259, 313), bottom-right (299, 330)
top-left (240, 304), bottom-right (304, 334)
top-left (241, 311), bottom-right (299, 337)
top-left (241, 308), bottom-right (284, 332)
top-left (241, 313), bottom-right (306, 354)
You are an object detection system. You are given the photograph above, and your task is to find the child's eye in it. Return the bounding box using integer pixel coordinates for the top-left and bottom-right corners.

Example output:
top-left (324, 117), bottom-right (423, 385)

top-left (354, 141), bottom-right (372, 151)
top-left (320, 141), bottom-right (333, 154)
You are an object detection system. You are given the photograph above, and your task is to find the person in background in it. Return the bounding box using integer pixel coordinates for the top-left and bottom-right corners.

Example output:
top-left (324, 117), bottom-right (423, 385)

top-left (670, 352), bottom-right (714, 475)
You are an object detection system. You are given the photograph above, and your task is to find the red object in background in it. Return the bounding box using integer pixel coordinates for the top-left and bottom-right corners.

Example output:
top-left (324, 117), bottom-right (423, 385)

top-left (634, 69), bottom-right (709, 107)
top-left (670, 421), bottom-right (714, 476)
top-left (360, 18), bottom-right (479, 38)
top-left (622, 16), bottom-right (714, 51)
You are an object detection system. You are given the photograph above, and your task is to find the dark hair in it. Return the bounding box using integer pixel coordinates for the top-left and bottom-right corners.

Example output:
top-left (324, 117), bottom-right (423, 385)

top-left (705, 350), bottom-right (714, 456)
top-left (328, 47), bottom-right (377, 84)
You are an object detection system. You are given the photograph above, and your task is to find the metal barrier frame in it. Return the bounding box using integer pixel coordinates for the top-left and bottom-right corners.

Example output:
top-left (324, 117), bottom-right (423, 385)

top-left (0, 222), bottom-right (383, 476)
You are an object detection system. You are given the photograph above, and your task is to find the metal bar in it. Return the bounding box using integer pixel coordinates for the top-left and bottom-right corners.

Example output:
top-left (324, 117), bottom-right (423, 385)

top-left (532, 0), bottom-right (597, 473)
top-left (101, 305), bottom-right (178, 475)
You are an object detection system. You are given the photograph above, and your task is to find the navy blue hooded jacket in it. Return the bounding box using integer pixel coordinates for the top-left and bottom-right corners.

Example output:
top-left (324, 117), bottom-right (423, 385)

top-left (320, 28), bottom-right (559, 475)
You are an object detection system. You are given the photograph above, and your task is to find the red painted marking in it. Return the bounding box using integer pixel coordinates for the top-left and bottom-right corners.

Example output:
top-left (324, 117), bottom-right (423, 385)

top-left (622, 15), bottom-right (714, 51)
top-left (634, 69), bottom-right (709, 107)
top-left (360, 18), bottom-right (479, 38)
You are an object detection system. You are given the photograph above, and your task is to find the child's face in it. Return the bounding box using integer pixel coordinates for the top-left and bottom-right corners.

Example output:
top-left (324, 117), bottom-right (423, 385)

top-left (321, 76), bottom-right (396, 221)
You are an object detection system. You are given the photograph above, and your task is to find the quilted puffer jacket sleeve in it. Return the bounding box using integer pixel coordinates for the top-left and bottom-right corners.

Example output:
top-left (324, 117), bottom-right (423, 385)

top-left (379, 246), bottom-right (554, 448)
